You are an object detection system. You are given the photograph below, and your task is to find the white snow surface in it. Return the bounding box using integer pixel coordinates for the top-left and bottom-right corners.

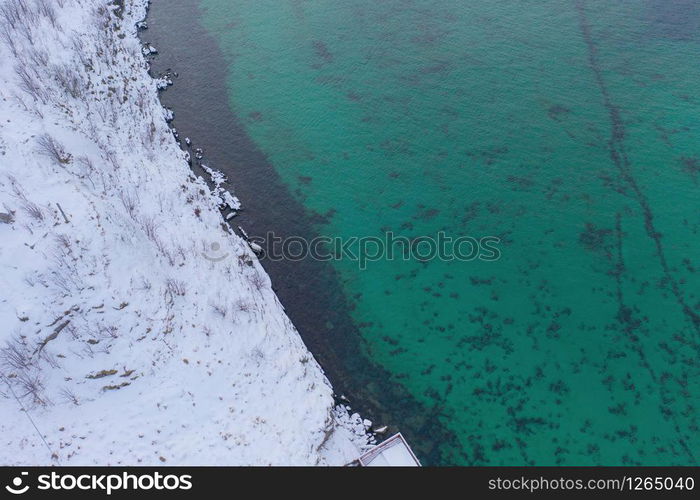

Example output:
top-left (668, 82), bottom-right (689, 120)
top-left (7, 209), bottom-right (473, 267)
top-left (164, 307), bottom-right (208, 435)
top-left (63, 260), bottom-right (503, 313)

top-left (0, 0), bottom-right (369, 465)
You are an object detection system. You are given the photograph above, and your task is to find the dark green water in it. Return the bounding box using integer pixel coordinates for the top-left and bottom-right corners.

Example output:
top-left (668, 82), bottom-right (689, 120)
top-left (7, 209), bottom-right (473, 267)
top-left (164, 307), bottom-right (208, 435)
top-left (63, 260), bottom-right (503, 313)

top-left (189, 0), bottom-right (700, 464)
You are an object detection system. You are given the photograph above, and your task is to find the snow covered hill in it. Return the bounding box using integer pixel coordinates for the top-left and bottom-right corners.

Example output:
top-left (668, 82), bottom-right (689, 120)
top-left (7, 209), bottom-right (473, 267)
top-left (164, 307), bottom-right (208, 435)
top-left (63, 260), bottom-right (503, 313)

top-left (0, 0), bottom-right (368, 465)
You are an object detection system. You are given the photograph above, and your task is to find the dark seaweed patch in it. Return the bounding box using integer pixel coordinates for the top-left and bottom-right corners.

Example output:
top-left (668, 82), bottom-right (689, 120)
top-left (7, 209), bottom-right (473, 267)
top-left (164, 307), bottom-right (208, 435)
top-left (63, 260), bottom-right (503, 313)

top-left (547, 104), bottom-right (571, 121)
top-left (679, 156), bottom-right (700, 182)
top-left (578, 223), bottom-right (612, 252)
top-left (576, 0), bottom-right (700, 335)
top-left (311, 40), bottom-right (334, 67)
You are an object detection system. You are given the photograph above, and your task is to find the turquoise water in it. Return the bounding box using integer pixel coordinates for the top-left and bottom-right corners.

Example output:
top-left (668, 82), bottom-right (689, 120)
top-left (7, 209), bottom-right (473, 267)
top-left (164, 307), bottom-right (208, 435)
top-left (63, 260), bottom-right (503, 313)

top-left (196, 0), bottom-right (700, 464)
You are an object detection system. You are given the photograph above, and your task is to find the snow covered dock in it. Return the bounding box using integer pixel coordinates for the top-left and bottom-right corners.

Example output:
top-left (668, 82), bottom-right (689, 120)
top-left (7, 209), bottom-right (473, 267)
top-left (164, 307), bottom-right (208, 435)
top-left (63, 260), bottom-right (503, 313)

top-left (357, 433), bottom-right (421, 467)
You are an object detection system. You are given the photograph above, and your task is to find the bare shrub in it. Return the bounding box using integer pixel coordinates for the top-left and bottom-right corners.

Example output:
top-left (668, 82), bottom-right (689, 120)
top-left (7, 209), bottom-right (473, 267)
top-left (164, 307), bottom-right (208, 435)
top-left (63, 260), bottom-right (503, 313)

top-left (76, 156), bottom-right (98, 188)
top-left (250, 347), bottom-right (265, 363)
top-left (50, 269), bottom-right (73, 296)
top-left (55, 233), bottom-right (71, 249)
top-left (0, 0), bottom-right (28, 29)
top-left (50, 244), bottom-right (81, 294)
top-left (118, 189), bottom-right (139, 219)
top-left (248, 271), bottom-right (267, 292)
top-left (16, 15), bottom-right (34, 44)
top-left (70, 33), bottom-right (91, 69)
top-left (0, 23), bottom-right (18, 57)
top-left (52, 65), bottom-right (83, 99)
top-left (16, 370), bottom-right (48, 406)
top-left (135, 277), bottom-right (152, 291)
top-left (35, 0), bottom-right (57, 28)
top-left (26, 47), bottom-right (49, 67)
top-left (50, 244), bottom-right (83, 296)
top-left (98, 324), bottom-right (118, 340)
top-left (21, 200), bottom-right (43, 221)
top-left (210, 302), bottom-right (227, 318)
top-left (38, 349), bottom-right (59, 369)
top-left (65, 322), bottom-right (79, 341)
top-left (175, 245), bottom-right (188, 265)
top-left (10, 178), bottom-right (44, 221)
top-left (140, 215), bottom-right (159, 242)
top-left (0, 334), bottom-right (31, 372)
top-left (154, 235), bottom-right (175, 266)
top-left (235, 299), bottom-right (252, 314)
top-left (15, 64), bottom-right (47, 103)
top-left (101, 147), bottom-right (121, 172)
top-left (59, 387), bottom-right (79, 405)
top-left (144, 120), bottom-right (156, 146)
top-left (166, 279), bottom-right (186, 297)
top-left (11, 91), bottom-right (43, 118)
top-left (139, 213), bottom-right (176, 266)
top-left (36, 134), bottom-right (72, 166)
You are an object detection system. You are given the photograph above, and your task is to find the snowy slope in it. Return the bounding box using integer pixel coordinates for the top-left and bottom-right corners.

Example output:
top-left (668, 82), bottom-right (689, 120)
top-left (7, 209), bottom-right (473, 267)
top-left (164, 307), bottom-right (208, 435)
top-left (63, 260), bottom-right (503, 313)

top-left (0, 0), bottom-right (369, 465)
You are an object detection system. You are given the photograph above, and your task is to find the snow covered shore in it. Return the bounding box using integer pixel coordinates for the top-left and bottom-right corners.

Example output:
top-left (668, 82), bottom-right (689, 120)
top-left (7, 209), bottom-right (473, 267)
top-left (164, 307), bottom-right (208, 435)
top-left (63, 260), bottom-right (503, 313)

top-left (0, 0), bottom-right (369, 465)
